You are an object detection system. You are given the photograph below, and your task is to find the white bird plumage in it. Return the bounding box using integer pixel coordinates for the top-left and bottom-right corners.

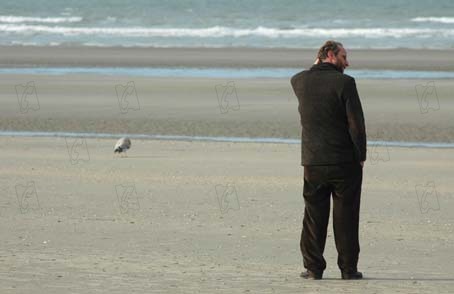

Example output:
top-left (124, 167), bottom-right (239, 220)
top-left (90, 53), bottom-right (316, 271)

top-left (114, 137), bottom-right (131, 157)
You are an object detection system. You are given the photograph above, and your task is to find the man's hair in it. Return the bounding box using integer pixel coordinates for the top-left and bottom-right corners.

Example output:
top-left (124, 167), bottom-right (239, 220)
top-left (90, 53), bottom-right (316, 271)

top-left (317, 40), bottom-right (343, 60)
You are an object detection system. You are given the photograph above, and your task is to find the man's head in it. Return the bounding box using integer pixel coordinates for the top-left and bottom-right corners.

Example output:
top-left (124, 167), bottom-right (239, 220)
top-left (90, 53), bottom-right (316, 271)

top-left (316, 40), bottom-right (349, 73)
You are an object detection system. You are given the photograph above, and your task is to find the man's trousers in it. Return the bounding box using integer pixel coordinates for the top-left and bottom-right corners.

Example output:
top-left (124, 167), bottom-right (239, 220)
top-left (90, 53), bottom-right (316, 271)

top-left (300, 162), bottom-right (363, 274)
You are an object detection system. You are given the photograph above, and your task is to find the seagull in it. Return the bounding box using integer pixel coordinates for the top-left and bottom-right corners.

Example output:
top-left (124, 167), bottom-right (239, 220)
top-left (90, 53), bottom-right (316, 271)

top-left (114, 137), bottom-right (131, 157)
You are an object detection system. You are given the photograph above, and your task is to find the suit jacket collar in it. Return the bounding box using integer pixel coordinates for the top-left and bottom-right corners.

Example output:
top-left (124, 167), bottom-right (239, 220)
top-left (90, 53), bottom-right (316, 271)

top-left (310, 62), bottom-right (342, 73)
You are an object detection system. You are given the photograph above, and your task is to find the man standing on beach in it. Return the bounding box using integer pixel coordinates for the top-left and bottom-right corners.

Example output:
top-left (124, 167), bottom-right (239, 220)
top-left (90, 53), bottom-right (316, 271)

top-left (291, 40), bottom-right (367, 280)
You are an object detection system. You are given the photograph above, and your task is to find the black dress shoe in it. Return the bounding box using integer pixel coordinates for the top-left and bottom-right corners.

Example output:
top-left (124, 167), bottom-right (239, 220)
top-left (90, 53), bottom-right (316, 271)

top-left (341, 271), bottom-right (363, 280)
top-left (300, 270), bottom-right (323, 280)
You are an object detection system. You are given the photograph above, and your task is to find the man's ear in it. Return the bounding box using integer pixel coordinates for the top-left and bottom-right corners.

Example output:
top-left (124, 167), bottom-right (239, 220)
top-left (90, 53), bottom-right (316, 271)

top-left (326, 50), bottom-right (335, 60)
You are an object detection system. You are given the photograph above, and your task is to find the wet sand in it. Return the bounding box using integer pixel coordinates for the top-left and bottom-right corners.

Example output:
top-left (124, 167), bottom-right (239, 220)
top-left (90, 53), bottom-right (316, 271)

top-left (1, 75), bottom-right (453, 142)
top-left (0, 45), bottom-right (454, 71)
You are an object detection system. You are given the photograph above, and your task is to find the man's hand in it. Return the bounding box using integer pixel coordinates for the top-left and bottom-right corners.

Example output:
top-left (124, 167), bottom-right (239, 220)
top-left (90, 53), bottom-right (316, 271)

top-left (314, 58), bottom-right (320, 65)
top-left (360, 161), bottom-right (364, 167)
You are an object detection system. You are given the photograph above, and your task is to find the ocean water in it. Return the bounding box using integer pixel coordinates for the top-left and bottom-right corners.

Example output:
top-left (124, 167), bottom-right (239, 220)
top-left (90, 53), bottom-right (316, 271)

top-left (1, 0), bottom-right (454, 48)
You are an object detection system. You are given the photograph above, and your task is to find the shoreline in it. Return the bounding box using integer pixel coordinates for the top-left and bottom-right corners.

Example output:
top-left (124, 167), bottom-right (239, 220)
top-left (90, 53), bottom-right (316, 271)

top-left (1, 45), bottom-right (454, 71)
top-left (2, 67), bottom-right (454, 79)
top-left (1, 130), bottom-right (454, 148)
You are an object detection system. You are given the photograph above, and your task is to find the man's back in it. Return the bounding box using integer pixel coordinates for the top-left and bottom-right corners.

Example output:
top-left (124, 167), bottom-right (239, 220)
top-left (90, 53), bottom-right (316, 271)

top-left (296, 41), bottom-right (366, 280)
top-left (291, 62), bottom-right (366, 165)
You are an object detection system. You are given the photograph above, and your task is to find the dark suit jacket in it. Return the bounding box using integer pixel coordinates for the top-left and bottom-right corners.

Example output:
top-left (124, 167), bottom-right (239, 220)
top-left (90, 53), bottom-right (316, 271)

top-left (291, 62), bottom-right (367, 166)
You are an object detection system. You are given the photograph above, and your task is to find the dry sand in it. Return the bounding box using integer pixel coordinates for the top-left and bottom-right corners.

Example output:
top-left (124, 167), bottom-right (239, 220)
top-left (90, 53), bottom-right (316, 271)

top-left (0, 137), bottom-right (453, 293)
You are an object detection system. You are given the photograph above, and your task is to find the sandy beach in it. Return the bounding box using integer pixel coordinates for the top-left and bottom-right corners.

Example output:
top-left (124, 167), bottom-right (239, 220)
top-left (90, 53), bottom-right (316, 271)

top-left (2, 0), bottom-right (454, 291)
top-left (1, 46), bottom-right (454, 71)
top-left (1, 74), bottom-right (453, 143)
top-left (0, 137), bottom-right (453, 293)
top-left (1, 46), bottom-right (453, 144)
top-left (1, 46), bottom-right (453, 293)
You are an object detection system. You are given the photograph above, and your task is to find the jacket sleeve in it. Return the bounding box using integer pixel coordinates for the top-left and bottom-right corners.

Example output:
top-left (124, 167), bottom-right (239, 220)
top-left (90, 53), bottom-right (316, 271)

top-left (343, 77), bottom-right (367, 162)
